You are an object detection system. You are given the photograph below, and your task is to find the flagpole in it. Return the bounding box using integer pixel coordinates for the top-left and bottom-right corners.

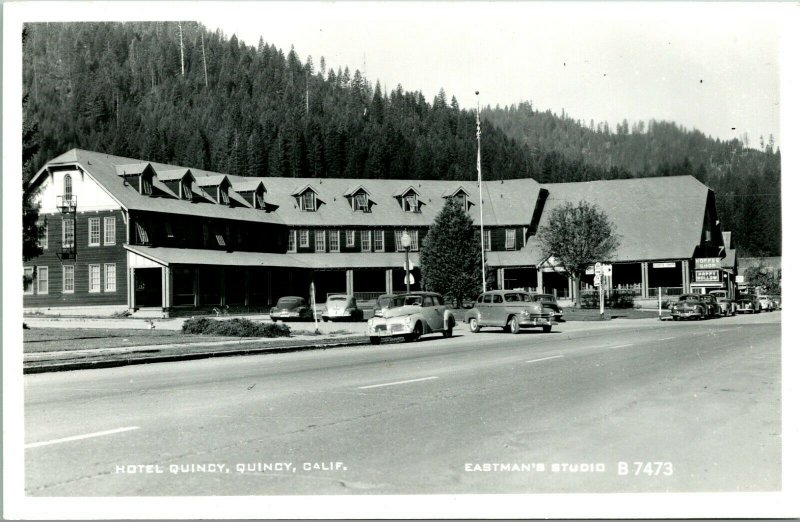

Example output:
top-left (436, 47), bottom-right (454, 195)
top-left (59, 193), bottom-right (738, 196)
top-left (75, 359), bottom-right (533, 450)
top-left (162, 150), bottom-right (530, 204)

top-left (476, 91), bottom-right (487, 293)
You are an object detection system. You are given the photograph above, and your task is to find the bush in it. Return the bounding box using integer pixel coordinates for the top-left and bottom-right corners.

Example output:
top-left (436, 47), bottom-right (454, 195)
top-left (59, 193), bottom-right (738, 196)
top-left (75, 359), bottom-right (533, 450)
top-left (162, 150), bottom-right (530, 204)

top-left (182, 317), bottom-right (291, 338)
top-left (579, 289), bottom-right (635, 309)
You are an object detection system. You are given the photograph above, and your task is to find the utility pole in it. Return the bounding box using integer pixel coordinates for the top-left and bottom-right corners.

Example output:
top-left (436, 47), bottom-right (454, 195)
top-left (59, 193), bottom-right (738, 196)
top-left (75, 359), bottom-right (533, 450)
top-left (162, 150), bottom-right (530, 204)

top-left (306, 70), bottom-right (309, 115)
top-left (177, 22), bottom-right (185, 77)
top-left (476, 91), bottom-right (487, 293)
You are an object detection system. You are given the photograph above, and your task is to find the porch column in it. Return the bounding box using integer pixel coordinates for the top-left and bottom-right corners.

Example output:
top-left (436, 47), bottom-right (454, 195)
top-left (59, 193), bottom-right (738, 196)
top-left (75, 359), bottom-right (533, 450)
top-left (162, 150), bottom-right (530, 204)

top-left (128, 268), bottom-right (136, 310)
top-left (641, 262), bottom-right (649, 298)
top-left (497, 268), bottom-right (505, 290)
top-left (385, 268), bottom-right (393, 295)
top-left (162, 266), bottom-right (172, 310)
top-left (681, 260), bottom-right (691, 293)
top-left (346, 269), bottom-right (354, 295)
top-left (567, 276), bottom-right (574, 300)
top-left (193, 267), bottom-right (200, 307)
top-left (536, 269), bottom-right (544, 294)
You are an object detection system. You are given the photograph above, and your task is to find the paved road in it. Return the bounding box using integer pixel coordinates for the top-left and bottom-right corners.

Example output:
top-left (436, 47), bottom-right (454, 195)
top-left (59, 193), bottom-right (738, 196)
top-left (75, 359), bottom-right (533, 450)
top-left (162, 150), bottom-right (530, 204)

top-left (24, 311), bottom-right (781, 495)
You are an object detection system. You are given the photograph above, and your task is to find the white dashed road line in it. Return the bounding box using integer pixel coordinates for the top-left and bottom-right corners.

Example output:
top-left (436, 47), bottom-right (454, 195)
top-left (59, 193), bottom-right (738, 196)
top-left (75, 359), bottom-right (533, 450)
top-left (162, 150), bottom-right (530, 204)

top-left (358, 376), bottom-right (439, 389)
top-left (659, 337), bottom-right (676, 341)
top-left (525, 355), bottom-right (564, 364)
top-left (607, 343), bottom-right (633, 349)
top-left (25, 426), bottom-right (141, 449)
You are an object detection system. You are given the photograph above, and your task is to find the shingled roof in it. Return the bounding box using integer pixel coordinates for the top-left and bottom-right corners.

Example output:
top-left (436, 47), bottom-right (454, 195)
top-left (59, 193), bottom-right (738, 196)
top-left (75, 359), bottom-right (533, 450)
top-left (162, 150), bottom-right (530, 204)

top-left (526, 176), bottom-right (714, 263)
top-left (33, 149), bottom-right (284, 225)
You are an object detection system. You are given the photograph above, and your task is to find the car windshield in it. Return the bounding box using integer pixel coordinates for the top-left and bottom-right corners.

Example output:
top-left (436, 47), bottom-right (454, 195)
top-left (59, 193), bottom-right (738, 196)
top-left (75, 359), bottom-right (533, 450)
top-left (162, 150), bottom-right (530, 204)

top-left (403, 296), bottom-right (423, 306)
top-left (533, 294), bottom-right (555, 303)
top-left (328, 296), bottom-right (347, 302)
top-left (276, 297), bottom-right (301, 308)
top-left (679, 295), bottom-right (699, 301)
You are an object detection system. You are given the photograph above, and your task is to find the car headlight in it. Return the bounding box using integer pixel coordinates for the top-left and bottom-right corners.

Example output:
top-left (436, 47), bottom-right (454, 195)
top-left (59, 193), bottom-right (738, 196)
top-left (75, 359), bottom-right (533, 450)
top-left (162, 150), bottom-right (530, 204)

top-left (520, 309), bottom-right (530, 317)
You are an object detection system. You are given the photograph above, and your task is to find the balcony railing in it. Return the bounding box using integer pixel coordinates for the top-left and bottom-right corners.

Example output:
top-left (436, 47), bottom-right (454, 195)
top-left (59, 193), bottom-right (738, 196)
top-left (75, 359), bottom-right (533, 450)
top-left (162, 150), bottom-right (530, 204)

top-left (56, 195), bottom-right (77, 213)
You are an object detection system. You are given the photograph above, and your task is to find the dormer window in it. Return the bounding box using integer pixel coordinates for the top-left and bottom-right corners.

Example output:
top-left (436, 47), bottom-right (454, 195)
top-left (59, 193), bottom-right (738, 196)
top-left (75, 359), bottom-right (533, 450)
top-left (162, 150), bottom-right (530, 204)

top-left (403, 194), bottom-right (418, 212)
top-left (454, 193), bottom-right (467, 211)
top-left (141, 174), bottom-right (153, 196)
top-left (354, 193), bottom-right (368, 212)
top-left (181, 180), bottom-right (192, 201)
top-left (301, 191), bottom-right (316, 212)
top-left (219, 186), bottom-right (230, 205)
top-left (255, 191), bottom-right (265, 209)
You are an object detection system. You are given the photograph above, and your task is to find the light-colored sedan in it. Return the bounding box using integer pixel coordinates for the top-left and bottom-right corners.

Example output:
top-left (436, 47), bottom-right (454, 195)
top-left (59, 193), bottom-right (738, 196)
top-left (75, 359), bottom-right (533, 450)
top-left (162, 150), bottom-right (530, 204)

top-left (321, 294), bottom-right (364, 322)
top-left (464, 290), bottom-right (555, 333)
top-left (366, 292), bottom-right (456, 344)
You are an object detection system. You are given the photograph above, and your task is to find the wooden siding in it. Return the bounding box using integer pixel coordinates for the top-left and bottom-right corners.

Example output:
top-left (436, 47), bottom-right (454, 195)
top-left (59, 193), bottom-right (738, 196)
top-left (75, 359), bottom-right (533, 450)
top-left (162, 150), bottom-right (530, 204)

top-left (23, 210), bottom-right (128, 307)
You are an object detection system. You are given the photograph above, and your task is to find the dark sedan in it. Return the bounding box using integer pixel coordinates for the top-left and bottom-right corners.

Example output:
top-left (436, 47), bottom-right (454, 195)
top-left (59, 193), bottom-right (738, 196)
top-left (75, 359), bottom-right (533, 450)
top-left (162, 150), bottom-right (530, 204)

top-left (270, 296), bottom-right (314, 321)
top-left (736, 294), bottom-right (761, 314)
top-left (671, 293), bottom-right (719, 320)
top-left (531, 293), bottom-right (564, 321)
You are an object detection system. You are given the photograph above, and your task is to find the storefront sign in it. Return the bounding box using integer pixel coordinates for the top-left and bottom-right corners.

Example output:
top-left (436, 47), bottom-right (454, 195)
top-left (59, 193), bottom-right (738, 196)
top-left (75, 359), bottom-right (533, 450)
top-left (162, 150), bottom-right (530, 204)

top-left (695, 269), bottom-right (720, 282)
top-left (695, 257), bottom-right (721, 269)
top-left (735, 275), bottom-right (745, 283)
top-left (652, 262), bottom-right (675, 269)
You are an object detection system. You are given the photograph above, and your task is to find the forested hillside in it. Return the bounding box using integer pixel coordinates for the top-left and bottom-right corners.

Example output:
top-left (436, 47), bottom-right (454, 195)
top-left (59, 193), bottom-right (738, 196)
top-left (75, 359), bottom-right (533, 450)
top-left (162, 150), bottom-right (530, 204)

top-left (21, 22), bottom-right (780, 256)
top-left (483, 102), bottom-right (781, 256)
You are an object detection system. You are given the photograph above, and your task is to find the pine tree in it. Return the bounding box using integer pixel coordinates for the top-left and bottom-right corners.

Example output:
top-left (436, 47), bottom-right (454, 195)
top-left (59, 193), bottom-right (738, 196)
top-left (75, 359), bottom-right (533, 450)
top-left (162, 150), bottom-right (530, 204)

top-left (420, 198), bottom-right (484, 307)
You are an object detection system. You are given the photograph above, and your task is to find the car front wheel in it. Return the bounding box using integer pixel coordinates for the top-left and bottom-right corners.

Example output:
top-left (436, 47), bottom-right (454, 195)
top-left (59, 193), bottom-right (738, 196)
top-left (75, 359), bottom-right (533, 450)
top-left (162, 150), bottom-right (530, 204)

top-left (443, 320), bottom-right (453, 338)
top-left (542, 325), bottom-right (552, 333)
top-left (469, 318), bottom-right (481, 333)
top-left (508, 316), bottom-right (520, 334)
top-left (369, 336), bottom-right (381, 345)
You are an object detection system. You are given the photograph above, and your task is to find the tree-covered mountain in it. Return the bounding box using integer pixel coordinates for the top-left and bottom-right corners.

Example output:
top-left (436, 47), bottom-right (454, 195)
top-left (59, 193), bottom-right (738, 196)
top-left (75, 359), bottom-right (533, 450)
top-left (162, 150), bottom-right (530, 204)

top-left (21, 22), bottom-right (780, 256)
top-left (484, 102), bottom-right (781, 257)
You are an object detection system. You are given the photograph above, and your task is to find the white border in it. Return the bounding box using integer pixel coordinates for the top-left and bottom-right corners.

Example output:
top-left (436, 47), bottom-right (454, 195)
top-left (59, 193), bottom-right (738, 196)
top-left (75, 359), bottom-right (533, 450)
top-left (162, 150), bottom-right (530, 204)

top-left (4, 2), bottom-right (799, 519)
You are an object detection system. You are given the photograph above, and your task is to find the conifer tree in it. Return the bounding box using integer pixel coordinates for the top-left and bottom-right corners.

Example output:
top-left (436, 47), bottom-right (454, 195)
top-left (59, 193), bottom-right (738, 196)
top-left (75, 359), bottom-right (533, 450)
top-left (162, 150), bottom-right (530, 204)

top-left (420, 198), bottom-right (484, 307)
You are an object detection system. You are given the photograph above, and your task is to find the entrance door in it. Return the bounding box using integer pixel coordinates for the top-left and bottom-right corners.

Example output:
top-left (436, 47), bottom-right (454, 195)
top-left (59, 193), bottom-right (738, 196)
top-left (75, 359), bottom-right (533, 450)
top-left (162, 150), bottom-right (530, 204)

top-left (134, 268), bottom-right (162, 308)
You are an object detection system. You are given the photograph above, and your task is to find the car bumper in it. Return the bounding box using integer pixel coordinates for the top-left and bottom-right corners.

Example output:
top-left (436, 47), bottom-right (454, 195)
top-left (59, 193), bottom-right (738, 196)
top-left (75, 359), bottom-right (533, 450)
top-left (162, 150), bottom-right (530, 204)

top-left (672, 311), bottom-right (701, 319)
top-left (271, 312), bottom-right (301, 320)
top-left (518, 314), bottom-right (553, 327)
top-left (367, 320), bottom-right (413, 337)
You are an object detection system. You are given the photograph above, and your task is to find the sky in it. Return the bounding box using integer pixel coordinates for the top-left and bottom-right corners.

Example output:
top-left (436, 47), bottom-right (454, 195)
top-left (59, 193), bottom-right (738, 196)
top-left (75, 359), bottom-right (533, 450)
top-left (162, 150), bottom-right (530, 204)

top-left (194, 2), bottom-right (786, 147)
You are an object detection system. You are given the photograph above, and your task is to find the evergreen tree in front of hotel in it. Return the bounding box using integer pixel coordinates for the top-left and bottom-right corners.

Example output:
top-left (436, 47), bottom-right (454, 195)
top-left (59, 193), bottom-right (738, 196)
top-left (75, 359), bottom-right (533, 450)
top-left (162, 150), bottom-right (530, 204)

top-left (420, 198), bottom-right (484, 307)
top-left (535, 201), bottom-right (620, 309)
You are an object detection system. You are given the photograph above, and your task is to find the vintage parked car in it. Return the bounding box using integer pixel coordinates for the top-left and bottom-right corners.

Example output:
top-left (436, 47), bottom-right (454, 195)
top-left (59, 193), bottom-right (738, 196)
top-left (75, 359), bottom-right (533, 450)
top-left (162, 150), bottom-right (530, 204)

top-left (531, 293), bottom-right (564, 321)
top-left (736, 294), bottom-right (761, 314)
top-left (707, 291), bottom-right (736, 316)
top-left (371, 294), bottom-right (399, 318)
top-left (366, 292), bottom-right (456, 344)
top-left (716, 297), bottom-right (737, 317)
top-left (758, 295), bottom-right (776, 312)
top-left (671, 293), bottom-right (718, 320)
top-left (321, 294), bottom-right (364, 322)
top-left (768, 295), bottom-right (782, 310)
top-left (465, 290), bottom-right (555, 333)
top-left (270, 296), bottom-right (313, 322)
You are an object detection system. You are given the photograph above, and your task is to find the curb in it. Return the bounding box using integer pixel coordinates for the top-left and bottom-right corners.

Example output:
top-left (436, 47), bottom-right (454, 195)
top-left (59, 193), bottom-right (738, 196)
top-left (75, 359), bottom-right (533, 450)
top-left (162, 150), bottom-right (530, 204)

top-left (23, 337), bottom-right (371, 374)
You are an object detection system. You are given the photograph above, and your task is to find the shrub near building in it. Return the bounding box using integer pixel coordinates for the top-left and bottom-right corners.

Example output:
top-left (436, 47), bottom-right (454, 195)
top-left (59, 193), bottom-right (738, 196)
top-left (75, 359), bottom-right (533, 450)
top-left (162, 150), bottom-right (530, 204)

top-left (182, 318), bottom-right (291, 337)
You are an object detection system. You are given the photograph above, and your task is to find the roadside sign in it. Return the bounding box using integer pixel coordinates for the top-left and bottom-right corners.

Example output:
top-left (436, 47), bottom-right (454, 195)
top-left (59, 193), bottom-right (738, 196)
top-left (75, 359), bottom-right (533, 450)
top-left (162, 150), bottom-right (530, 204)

top-left (593, 274), bottom-right (602, 287)
top-left (404, 273), bottom-right (415, 285)
top-left (735, 275), bottom-right (745, 283)
top-left (603, 264), bottom-right (612, 276)
top-left (405, 259), bottom-right (415, 271)
top-left (594, 262), bottom-right (602, 273)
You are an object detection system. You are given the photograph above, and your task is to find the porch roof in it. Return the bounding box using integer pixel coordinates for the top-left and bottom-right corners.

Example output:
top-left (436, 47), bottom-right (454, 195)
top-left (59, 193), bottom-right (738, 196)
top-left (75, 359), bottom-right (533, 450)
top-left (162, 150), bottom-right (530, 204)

top-left (289, 252), bottom-right (421, 269)
top-left (125, 246), bottom-right (311, 269)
